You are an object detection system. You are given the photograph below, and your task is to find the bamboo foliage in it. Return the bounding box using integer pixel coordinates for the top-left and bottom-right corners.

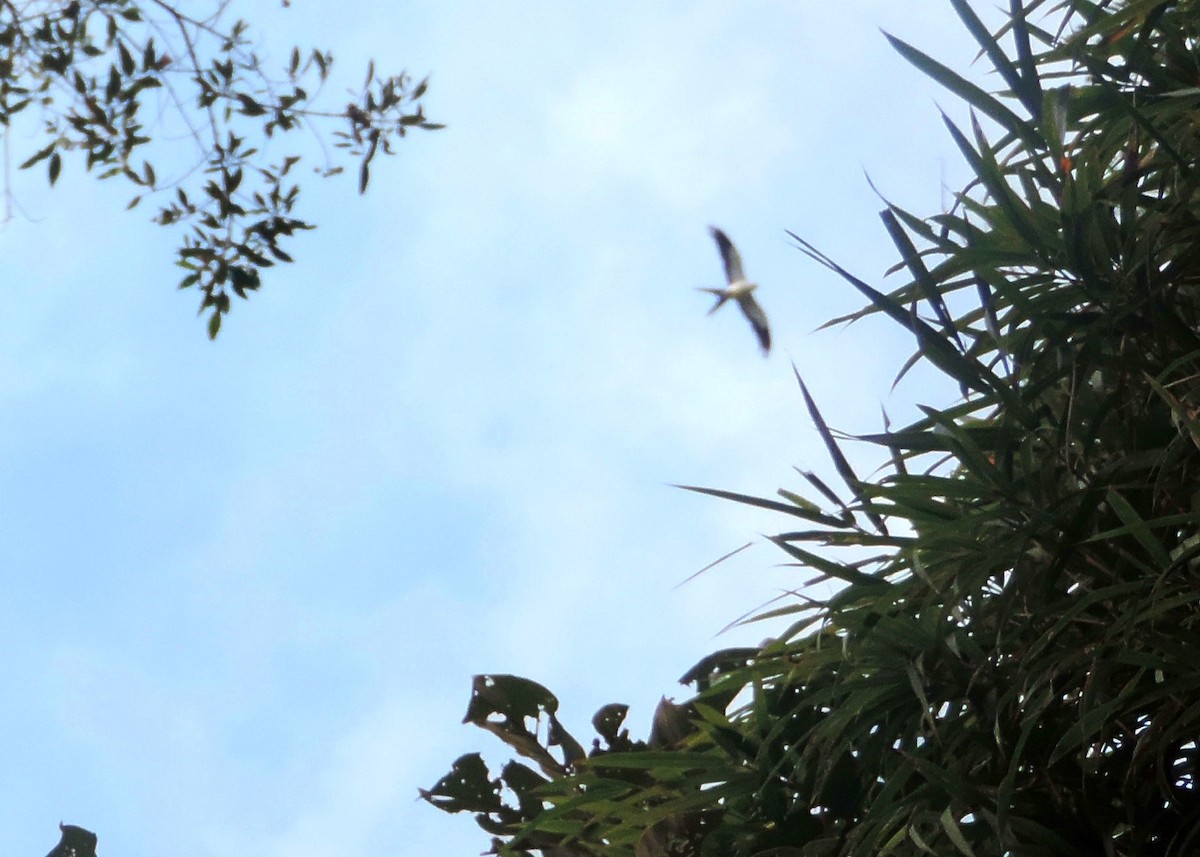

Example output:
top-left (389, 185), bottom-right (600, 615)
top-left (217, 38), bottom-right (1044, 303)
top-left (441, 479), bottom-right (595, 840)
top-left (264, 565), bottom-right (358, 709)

top-left (425, 2), bottom-right (1200, 854)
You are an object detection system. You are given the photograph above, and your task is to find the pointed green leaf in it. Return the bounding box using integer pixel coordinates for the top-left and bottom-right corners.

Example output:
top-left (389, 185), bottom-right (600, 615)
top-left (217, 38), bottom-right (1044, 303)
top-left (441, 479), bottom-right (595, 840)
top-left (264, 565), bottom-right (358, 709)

top-left (795, 369), bottom-right (888, 535)
top-left (885, 32), bottom-right (1040, 148)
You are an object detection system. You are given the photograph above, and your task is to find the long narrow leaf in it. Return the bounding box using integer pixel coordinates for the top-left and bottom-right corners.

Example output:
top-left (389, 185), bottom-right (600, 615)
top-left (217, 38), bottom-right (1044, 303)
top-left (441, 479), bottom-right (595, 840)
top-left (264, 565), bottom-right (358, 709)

top-left (1105, 488), bottom-right (1174, 568)
top-left (885, 32), bottom-right (1041, 148)
top-left (673, 541), bottom-right (753, 589)
top-left (879, 207), bottom-right (965, 351)
top-left (947, 0), bottom-right (1037, 121)
top-left (789, 231), bottom-right (1005, 398)
top-left (674, 483), bottom-right (830, 521)
top-left (769, 536), bottom-right (891, 588)
top-left (941, 113), bottom-right (1054, 258)
top-left (795, 368), bottom-right (889, 535)
top-left (1009, 0), bottom-right (1044, 117)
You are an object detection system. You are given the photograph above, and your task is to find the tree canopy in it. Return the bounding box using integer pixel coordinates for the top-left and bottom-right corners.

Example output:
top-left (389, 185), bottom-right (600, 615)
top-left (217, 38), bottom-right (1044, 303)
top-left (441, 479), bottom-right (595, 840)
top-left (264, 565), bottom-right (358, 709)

top-left (424, 1), bottom-right (1200, 854)
top-left (1, 0), bottom-right (439, 337)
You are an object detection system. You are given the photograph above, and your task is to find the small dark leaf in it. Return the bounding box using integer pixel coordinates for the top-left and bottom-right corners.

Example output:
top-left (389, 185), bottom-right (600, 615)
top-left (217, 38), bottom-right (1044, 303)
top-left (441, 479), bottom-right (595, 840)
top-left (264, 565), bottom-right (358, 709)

top-left (592, 703), bottom-right (630, 745)
top-left (118, 40), bottom-right (134, 76)
top-left (418, 753), bottom-right (502, 814)
top-left (105, 65), bottom-right (120, 101)
top-left (19, 142), bottom-right (56, 170)
top-left (229, 266), bottom-right (260, 293)
top-left (235, 93), bottom-right (267, 116)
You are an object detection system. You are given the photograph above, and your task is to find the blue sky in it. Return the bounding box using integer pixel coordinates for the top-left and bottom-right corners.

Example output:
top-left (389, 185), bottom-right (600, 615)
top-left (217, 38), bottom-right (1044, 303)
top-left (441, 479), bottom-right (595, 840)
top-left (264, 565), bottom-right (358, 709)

top-left (1, 3), bottom-right (996, 855)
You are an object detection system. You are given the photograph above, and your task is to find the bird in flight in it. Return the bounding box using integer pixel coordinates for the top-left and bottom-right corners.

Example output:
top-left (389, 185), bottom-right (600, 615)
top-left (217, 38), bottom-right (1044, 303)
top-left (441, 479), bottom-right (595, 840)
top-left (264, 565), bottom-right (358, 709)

top-left (698, 226), bottom-right (770, 355)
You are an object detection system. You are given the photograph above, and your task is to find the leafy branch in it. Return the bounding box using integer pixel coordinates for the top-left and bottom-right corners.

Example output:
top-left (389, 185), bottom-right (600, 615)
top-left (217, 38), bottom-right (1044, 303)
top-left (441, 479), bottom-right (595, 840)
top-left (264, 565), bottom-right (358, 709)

top-left (1, 0), bottom-right (441, 336)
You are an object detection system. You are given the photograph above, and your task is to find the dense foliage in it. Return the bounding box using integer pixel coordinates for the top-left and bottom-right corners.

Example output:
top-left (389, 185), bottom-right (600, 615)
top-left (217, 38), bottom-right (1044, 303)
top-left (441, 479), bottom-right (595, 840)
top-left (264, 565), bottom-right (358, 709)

top-left (1, 0), bottom-right (439, 336)
top-left (424, 0), bottom-right (1200, 854)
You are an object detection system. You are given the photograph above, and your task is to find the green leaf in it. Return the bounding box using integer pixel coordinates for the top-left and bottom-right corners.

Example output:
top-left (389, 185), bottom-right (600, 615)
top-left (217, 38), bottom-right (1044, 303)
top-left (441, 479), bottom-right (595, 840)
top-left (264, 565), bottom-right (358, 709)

top-left (884, 31), bottom-right (1040, 149)
top-left (939, 113), bottom-right (1054, 258)
top-left (878, 207), bottom-right (964, 350)
top-left (768, 535), bottom-right (890, 588)
top-left (939, 807), bottom-right (977, 857)
top-left (674, 483), bottom-right (850, 528)
top-left (1104, 488), bottom-right (1174, 568)
top-left (789, 232), bottom-right (1006, 399)
top-left (19, 142), bottom-right (56, 170)
top-left (118, 40), bottom-right (135, 76)
top-left (947, 0), bottom-right (1038, 121)
top-left (794, 369), bottom-right (889, 535)
top-left (235, 93), bottom-right (267, 116)
top-left (418, 753), bottom-right (501, 814)
top-left (1007, 0), bottom-right (1043, 116)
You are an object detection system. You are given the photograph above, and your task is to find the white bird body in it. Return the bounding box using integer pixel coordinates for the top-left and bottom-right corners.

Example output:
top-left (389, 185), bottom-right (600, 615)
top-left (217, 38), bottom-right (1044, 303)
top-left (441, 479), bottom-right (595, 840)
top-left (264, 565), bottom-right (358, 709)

top-left (698, 280), bottom-right (758, 306)
top-left (699, 226), bottom-right (771, 355)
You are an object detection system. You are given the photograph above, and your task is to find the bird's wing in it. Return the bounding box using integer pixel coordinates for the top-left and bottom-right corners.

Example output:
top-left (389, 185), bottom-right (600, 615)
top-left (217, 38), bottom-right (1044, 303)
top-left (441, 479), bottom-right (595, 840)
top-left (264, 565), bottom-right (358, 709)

top-left (737, 294), bottom-right (771, 354)
top-left (709, 226), bottom-right (746, 284)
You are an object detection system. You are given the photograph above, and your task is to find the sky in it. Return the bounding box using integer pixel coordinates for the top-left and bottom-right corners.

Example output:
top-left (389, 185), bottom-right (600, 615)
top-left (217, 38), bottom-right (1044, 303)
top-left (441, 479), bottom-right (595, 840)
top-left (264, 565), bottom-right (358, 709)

top-left (1, 3), bottom-right (998, 856)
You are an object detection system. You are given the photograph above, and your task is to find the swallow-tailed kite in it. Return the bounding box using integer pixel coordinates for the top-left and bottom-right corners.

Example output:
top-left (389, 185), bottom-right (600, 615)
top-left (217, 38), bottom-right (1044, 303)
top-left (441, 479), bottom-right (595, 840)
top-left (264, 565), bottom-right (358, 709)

top-left (698, 226), bottom-right (770, 355)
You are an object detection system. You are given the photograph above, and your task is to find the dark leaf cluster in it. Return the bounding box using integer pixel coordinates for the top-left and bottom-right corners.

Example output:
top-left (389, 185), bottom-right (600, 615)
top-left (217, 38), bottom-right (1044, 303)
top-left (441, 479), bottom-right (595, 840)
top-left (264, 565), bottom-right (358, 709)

top-left (2, 0), bottom-right (441, 336)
